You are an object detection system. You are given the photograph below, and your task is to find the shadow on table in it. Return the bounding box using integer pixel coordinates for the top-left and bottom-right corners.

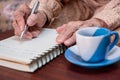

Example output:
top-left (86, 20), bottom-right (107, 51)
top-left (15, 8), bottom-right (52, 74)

top-left (67, 62), bottom-right (120, 75)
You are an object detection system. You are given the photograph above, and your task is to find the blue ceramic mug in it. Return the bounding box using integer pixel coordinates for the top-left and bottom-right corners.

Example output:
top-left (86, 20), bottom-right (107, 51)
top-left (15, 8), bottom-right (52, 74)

top-left (75, 27), bottom-right (119, 63)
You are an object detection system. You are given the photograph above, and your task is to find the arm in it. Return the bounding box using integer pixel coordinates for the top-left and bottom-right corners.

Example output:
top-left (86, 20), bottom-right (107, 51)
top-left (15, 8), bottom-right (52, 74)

top-left (55, 0), bottom-right (120, 46)
top-left (13, 0), bottom-right (64, 39)
top-left (93, 0), bottom-right (120, 30)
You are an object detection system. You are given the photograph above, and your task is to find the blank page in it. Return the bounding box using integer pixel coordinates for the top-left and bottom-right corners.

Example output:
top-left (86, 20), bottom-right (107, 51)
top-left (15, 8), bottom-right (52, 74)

top-left (0, 28), bottom-right (58, 64)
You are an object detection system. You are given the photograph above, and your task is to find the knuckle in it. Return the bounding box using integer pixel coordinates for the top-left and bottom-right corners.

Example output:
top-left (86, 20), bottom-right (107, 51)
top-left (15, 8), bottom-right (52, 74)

top-left (19, 4), bottom-right (30, 13)
top-left (17, 17), bottom-right (22, 22)
top-left (13, 11), bottom-right (22, 20)
top-left (13, 11), bottom-right (18, 17)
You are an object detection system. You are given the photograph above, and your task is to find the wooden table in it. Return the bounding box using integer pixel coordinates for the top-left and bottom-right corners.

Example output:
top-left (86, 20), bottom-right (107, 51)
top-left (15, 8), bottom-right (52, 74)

top-left (0, 30), bottom-right (120, 80)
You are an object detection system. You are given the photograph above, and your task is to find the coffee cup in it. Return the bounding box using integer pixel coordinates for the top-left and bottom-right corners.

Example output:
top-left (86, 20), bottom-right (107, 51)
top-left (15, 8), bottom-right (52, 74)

top-left (75, 27), bottom-right (119, 63)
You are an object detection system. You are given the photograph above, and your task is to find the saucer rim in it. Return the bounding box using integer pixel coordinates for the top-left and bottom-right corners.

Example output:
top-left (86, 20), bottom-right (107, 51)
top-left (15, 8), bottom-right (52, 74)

top-left (64, 46), bottom-right (120, 68)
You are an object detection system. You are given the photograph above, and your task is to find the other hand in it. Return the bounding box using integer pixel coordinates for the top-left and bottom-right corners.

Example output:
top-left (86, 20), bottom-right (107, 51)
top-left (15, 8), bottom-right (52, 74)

top-left (56, 18), bottom-right (107, 46)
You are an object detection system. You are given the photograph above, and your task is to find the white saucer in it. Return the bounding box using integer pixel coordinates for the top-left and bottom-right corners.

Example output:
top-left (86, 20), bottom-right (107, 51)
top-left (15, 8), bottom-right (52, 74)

top-left (64, 45), bottom-right (120, 68)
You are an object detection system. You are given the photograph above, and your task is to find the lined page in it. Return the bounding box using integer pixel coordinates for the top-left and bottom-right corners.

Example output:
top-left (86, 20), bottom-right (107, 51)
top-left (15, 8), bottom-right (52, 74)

top-left (0, 28), bottom-right (58, 64)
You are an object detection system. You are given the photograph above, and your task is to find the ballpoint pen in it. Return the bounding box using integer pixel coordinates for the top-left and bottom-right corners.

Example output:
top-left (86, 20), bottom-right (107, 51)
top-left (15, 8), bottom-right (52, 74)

top-left (20, 0), bottom-right (39, 40)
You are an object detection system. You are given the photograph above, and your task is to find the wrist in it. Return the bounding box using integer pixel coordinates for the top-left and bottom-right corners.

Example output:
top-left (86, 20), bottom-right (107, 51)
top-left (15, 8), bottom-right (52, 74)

top-left (91, 18), bottom-right (108, 28)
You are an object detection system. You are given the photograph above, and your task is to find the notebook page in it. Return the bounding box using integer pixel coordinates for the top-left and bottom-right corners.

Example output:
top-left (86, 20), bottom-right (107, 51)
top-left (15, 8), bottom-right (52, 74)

top-left (0, 28), bottom-right (58, 64)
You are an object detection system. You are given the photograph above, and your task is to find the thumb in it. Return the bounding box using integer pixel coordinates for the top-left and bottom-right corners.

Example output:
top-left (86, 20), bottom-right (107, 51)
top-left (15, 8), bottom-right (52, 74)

top-left (27, 13), bottom-right (38, 27)
top-left (27, 11), bottom-right (46, 28)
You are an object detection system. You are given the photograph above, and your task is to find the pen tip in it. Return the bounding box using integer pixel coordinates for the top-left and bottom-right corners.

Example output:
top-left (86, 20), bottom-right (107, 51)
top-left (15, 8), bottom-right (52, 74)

top-left (20, 31), bottom-right (24, 39)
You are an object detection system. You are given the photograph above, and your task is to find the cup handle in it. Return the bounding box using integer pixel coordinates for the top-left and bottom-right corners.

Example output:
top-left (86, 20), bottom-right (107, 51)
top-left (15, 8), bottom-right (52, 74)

top-left (108, 31), bottom-right (119, 51)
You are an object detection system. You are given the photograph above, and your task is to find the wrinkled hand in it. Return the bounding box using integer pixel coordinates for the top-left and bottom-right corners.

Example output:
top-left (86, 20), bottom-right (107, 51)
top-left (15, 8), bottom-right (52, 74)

top-left (13, 4), bottom-right (47, 39)
top-left (56, 18), bottom-right (107, 46)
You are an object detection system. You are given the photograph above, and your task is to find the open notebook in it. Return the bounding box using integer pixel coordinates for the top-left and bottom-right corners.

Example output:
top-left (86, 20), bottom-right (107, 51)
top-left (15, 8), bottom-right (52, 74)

top-left (0, 28), bottom-right (66, 72)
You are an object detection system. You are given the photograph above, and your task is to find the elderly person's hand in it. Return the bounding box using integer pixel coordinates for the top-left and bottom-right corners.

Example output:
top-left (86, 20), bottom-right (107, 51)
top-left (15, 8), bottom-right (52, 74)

top-left (56, 18), bottom-right (108, 46)
top-left (13, 4), bottom-right (47, 39)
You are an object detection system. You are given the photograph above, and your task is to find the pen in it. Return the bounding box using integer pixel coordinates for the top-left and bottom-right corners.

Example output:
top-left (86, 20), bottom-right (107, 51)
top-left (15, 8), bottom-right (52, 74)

top-left (20, 0), bottom-right (39, 39)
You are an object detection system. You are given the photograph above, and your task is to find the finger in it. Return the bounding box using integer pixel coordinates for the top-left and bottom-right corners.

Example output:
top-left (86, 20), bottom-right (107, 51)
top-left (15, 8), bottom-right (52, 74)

top-left (13, 24), bottom-right (33, 39)
top-left (14, 4), bottom-right (30, 31)
top-left (56, 32), bottom-right (72, 44)
top-left (27, 14), bottom-right (38, 27)
top-left (56, 24), bottom-right (66, 34)
top-left (56, 27), bottom-right (67, 44)
top-left (64, 33), bottom-right (76, 46)
top-left (14, 10), bottom-right (25, 31)
top-left (56, 21), bottom-right (84, 44)
top-left (27, 11), bottom-right (46, 28)
top-left (23, 31), bottom-right (33, 39)
top-left (56, 25), bottom-right (77, 44)
top-left (31, 30), bottom-right (40, 38)
top-left (28, 25), bottom-right (41, 32)
top-left (27, 25), bottom-right (41, 38)
top-left (12, 20), bottom-right (21, 36)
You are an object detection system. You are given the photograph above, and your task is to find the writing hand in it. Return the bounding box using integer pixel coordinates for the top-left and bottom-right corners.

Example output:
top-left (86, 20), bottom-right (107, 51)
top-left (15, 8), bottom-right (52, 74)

top-left (13, 4), bottom-right (47, 39)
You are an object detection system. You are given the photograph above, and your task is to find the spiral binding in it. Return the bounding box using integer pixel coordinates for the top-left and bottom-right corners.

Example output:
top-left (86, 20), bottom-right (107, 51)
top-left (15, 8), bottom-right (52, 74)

top-left (32, 44), bottom-right (67, 69)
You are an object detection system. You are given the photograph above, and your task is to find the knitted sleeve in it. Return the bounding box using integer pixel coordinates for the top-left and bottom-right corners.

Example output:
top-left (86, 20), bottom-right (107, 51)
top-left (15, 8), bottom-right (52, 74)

top-left (29, 0), bottom-right (63, 22)
top-left (93, 0), bottom-right (120, 30)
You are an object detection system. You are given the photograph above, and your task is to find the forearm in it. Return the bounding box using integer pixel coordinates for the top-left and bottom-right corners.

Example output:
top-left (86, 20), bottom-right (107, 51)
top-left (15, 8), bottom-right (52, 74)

top-left (93, 0), bottom-right (120, 30)
top-left (29, 0), bottom-right (63, 22)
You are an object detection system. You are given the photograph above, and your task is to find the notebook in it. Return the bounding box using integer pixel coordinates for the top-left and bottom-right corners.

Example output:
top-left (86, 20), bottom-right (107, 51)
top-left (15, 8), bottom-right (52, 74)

top-left (0, 28), bottom-right (66, 72)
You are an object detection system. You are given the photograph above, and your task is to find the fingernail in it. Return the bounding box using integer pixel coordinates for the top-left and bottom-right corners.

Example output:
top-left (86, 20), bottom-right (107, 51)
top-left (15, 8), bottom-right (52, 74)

top-left (58, 38), bottom-right (64, 43)
top-left (64, 41), bottom-right (70, 46)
